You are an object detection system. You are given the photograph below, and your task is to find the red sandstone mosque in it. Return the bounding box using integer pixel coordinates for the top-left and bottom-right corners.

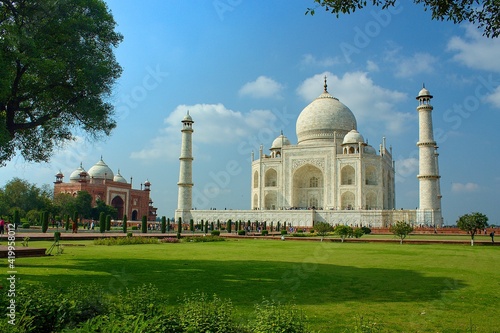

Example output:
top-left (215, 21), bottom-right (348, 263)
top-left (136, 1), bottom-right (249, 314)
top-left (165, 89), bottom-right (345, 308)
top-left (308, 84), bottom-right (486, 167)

top-left (54, 157), bottom-right (157, 221)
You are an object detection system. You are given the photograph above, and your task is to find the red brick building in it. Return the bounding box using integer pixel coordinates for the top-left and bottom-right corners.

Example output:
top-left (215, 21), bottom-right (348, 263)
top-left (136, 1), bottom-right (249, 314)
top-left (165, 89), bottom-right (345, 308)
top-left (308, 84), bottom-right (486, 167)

top-left (54, 158), bottom-right (157, 221)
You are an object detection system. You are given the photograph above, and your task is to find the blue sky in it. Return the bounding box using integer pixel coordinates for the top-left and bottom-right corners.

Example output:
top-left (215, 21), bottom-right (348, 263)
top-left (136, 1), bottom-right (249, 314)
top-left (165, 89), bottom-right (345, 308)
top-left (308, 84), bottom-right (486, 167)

top-left (3, 1), bottom-right (500, 225)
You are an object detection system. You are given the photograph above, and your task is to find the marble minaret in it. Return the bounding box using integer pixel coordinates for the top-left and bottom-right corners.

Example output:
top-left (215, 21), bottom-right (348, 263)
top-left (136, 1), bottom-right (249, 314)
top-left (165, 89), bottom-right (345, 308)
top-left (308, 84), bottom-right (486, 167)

top-left (175, 111), bottom-right (194, 223)
top-left (416, 86), bottom-right (443, 226)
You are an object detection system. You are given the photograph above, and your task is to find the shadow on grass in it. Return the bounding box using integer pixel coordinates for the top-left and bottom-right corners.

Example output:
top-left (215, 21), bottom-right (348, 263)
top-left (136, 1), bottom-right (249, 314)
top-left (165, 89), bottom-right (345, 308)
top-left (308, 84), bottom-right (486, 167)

top-left (18, 258), bottom-right (466, 307)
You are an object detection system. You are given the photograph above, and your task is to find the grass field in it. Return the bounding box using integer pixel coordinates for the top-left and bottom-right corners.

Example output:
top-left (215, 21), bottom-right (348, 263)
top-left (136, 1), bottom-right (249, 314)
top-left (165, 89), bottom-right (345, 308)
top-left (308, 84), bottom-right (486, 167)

top-left (10, 238), bottom-right (500, 332)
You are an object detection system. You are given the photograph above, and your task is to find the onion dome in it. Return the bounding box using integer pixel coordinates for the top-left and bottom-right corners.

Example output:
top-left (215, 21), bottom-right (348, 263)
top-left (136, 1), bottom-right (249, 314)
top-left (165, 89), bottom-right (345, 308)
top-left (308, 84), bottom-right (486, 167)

top-left (144, 179), bottom-right (151, 186)
top-left (113, 169), bottom-right (127, 183)
top-left (182, 111), bottom-right (193, 122)
top-left (296, 77), bottom-right (357, 145)
top-left (271, 133), bottom-right (291, 149)
top-left (88, 157), bottom-right (114, 180)
top-left (364, 145), bottom-right (377, 155)
top-left (69, 163), bottom-right (86, 182)
top-left (342, 129), bottom-right (364, 145)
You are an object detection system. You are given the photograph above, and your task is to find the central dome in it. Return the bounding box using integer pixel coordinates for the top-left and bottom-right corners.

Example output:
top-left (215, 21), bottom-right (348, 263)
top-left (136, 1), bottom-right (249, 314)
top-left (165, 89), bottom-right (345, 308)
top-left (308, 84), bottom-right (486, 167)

top-left (88, 158), bottom-right (114, 180)
top-left (296, 86), bottom-right (357, 145)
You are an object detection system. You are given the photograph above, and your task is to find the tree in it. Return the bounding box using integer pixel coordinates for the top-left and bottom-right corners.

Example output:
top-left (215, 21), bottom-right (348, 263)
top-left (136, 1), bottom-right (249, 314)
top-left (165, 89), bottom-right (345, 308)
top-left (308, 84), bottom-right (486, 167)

top-left (74, 191), bottom-right (92, 220)
top-left (390, 221), bottom-right (414, 244)
top-left (161, 216), bottom-right (166, 234)
top-left (313, 221), bottom-right (333, 241)
top-left (457, 212), bottom-right (488, 246)
top-left (0, 0), bottom-right (123, 165)
top-left (105, 215), bottom-right (111, 231)
top-left (99, 212), bottom-right (105, 233)
top-left (1, 178), bottom-right (52, 216)
top-left (122, 214), bottom-right (128, 233)
top-left (141, 215), bottom-right (147, 233)
top-left (334, 225), bottom-right (352, 242)
top-left (306, 0), bottom-right (500, 38)
top-left (91, 199), bottom-right (117, 221)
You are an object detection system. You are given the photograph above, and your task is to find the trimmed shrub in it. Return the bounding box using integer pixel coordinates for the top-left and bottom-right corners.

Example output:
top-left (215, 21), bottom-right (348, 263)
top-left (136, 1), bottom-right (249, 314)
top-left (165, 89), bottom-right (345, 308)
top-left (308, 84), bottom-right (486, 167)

top-left (161, 216), bottom-right (166, 233)
top-left (94, 237), bottom-right (159, 246)
top-left (261, 230), bottom-right (269, 236)
top-left (211, 230), bottom-right (221, 236)
top-left (281, 230), bottom-right (287, 235)
top-left (131, 226), bottom-right (138, 230)
top-left (126, 232), bottom-right (133, 238)
top-left (361, 226), bottom-right (372, 234)
top-left (190, 218), bottom-right (194, 232)
top-left (141, 215), bottom-right (147, 233)
top-left (65, 214), bottom-right (70, 231)
top-left (54, 231), bottom-right (61, 241)
top-left (237, 230), bottom-right (246, 236)
top-left (177, 217), bottom-right (182, 234)
top-left (106, 215), bottom-right (111, 231)
top-left (22, 222), bottom-right (30, 229)
top-left (227, 219), bottom-right (232, 233)
top-left (122, 214), bottom-right (128, 233)
top-left (184, 236), bottom-right (226, 243)
top-left (41, 211), bottom-right (49, 233)
top-left (99, 212), bottom-right (106, 233)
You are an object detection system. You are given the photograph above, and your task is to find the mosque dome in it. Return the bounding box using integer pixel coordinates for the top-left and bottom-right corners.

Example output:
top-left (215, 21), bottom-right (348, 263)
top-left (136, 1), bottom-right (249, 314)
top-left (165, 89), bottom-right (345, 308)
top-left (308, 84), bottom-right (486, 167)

top-left (88, 158), bottom-right (114, 180)
top-left (296, 80), bottom-right (357, 145)
top-left (182, 111), bottom-right (193, 122)
top-left (271, 133), bottom-right (291, 149)
top-left (364, 145), bottom-right (377, 155)
top-left (69, 163), bottom-right (86, 182)
top-left (342, 129), bottom-right (364, 145)
top-left (113, 170), bottom-right (127, 183)
top-left (417, 86), bottom-right (432, 98)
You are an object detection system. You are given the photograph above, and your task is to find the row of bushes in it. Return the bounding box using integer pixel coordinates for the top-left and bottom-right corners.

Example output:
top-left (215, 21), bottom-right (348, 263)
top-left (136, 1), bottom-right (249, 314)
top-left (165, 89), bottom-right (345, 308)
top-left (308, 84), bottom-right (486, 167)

top-left (0, 284), bottom-right (314, 333)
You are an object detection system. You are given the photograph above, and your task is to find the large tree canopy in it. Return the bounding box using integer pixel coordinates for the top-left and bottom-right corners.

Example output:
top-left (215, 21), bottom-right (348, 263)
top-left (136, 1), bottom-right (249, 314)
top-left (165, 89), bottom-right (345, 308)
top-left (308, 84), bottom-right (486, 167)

top-left (0, 0), bottom-right (122, 165)
top-left (306, 0), bottom-right (500, 38)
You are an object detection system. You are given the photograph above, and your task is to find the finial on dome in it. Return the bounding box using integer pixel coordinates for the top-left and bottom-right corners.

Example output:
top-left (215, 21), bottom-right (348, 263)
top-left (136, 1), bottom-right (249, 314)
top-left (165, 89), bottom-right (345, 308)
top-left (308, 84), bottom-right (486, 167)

top-left (324, 75), bottom-right (328, 93)
top-left (422, 83), bottom-right (425, 89)
top-left (280, 129), bottom-right (283, 135)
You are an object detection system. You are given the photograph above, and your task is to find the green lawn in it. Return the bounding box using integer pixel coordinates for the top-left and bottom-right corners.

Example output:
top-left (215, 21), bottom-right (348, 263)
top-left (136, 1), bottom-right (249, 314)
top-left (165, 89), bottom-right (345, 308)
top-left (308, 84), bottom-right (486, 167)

top-left (11, 239), bottom-right (500, 332)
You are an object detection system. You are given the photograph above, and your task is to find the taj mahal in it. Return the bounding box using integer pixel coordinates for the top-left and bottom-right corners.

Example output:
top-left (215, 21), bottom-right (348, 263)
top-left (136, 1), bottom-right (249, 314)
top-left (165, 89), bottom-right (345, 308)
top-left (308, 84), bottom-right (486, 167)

top-left (175, 79), bottom-right (443, 228)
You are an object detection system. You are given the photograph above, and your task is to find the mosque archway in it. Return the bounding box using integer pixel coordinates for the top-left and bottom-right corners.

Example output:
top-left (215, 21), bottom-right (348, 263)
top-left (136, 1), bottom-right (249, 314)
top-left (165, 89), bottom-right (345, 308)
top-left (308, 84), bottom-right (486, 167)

top-left (365, 191), bottom-right (377, 209)
top-left (341, 165), bottom-right (355, 185)
top-left (264, 192), bottom-right (277, 210)
top-left (111, 195), bottom-right (124, 219)
top-left (292, 164), bottom-right (323, 209)
top-left (341, 191), bottom-right (355, 210)
top-left (365, 165), bottom-right (377, 185)
top-left (265, 169), bottom-right (277, 187)
top-left (131, 210), bottom-right (138, 221)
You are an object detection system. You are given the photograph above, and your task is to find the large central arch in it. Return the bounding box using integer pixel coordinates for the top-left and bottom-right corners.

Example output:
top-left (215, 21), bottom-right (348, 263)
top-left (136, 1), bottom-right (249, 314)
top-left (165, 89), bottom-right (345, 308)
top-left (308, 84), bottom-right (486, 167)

top-left (292, 164), bottom-right (324, 209)
top-left (111, 195), bottom-right (124, 219)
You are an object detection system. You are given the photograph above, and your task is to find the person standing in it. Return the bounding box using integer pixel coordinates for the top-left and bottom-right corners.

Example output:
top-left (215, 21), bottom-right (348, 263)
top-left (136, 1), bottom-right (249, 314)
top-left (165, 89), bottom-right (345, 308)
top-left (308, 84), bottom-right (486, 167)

top-left (490, 231), bottom-right (495, 243)
top-left (0, 217), bottom-right (4, 234)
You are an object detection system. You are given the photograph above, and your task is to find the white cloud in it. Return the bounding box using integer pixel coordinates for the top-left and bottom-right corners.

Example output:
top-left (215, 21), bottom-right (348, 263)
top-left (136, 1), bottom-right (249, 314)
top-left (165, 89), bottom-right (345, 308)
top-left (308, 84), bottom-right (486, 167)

top-left (451, 182), bottom-right (480, 193)
top-left (394, 52), bottom-right (437, 78)
top-left (238, 76), bottom-right (283, 99)
top-left (485, 85), bottom-right (500, 108)
top-left (296, 71), bottom-right (410, 136)
top-left (130, 103), bottom-right (277, 161)
top-left (366, 60), bottom-right (379, 72)
top-left (395, 157), bottom-right (419, 183)
top-left (300, 53), bottom-right (339, 67)
top-left (383, 46), bottom-right (437, 78)
top-left (447, 24), bottom-right (500, 72)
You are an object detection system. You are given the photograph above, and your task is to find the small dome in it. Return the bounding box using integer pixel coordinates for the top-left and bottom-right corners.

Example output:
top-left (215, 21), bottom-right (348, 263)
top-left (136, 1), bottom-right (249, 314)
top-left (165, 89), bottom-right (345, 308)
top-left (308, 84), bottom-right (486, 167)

top-left (271, 134), bottom-right (291, 149)
top-left (144, 179), bottom-right (151, 186)
top-left (182, 111), bottom-right (193, 122)
top-left (364, 145), bottom-right (377, 155)
top-left (296, 89), bottom-right (357, 145)
top-left (70, 163), bottom-right (86, 182)
top-left (342, 129), bottom-right (364, 145)
top-left (88, 158), bottom-right (114, 180)
top-left (417, 87), bottom-right (432, 99)
top-left (113, 170), bottom-right (127, 183)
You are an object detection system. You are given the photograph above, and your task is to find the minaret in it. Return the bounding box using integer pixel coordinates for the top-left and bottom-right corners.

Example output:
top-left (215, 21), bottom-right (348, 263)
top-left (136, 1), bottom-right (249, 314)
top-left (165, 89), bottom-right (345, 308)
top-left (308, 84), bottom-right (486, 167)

top-left (416, 86), bottom-right (443, 227)
top-left (175, 111), bottom-right (194, 223)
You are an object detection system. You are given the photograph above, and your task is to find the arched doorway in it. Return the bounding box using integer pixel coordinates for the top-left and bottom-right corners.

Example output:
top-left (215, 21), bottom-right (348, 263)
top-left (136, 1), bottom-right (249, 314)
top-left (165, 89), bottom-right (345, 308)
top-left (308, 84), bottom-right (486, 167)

top-left (111, 196), bottom-right (124, 219)
top-left (131, 210), bottom-right (138, 221)
top-left (292, 164), bottom-right (323, 209)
